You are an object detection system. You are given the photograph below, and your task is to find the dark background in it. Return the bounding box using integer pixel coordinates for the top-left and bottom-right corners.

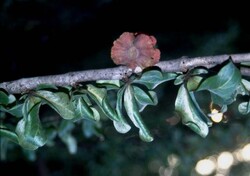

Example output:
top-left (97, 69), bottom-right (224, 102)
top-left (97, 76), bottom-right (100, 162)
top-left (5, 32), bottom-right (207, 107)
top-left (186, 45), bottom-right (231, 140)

top-left (1, 0), bottom-right (249, 82)
top-left (0, 1), bottom-right (250, 176)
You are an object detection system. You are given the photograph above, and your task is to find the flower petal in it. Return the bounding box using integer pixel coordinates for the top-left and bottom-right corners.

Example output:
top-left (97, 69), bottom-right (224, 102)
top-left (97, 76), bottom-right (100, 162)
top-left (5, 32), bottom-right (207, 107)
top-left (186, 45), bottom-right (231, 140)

top-left (111, 32), bottom-right (161, 69)
top-left (114, 32), bottom-right (135, 48)
top-left (134, 34), bottom-right (156, 49)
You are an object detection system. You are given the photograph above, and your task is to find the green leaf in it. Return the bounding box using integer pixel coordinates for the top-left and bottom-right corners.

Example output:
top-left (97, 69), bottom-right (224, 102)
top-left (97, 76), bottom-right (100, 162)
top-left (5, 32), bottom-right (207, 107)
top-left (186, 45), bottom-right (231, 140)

top-left (35, 90), bottom-right (77, 120)
top-left (96, 80), bottom-right (122, 89)
top-left (114, 87), bottom-right (131, 133)
top-left (0, 125), bottom-right (19, 144)
top-left (0, 91), bottom-right (9, 105)
top-left (241, 62), bottom-right (250, 66)
top-left (133, 86), bottom-right (158, 112)
top-left (74, 96), bottom-right (100, 121)
top-left (0, 104), bottom-right (23, 117)
top-left (191, 68), bottom-right (208, 75)
top-left (190, 93), bottom-right (212, 127)
top-left (134, 70), bottom-right (177, 89)
top-left (124, 85), bottom-right (153, 142)
top-left (36, 84), bottom-right (58, 90)
top-left (175, 85), bottom-right (209, 138)
top-left (0, 91), bottom-right (15, 105)
top-left (242, 79), bottom-right (250, 91)
top-left (187, 76), bottom-right (203, 91)
top-left (16, 97), bottom-right (47, 150)
top-left (58, 120), bottom-right (77, 154)
top-left (198, 61), bottom-right (241, 105)
top-left (174, 75), bottom-right (185, 85)
top-left (87, 84), bottom-right (119, 121)
top-left (237, 82), bottom-right (249, 96)
top-left (238, 101), bottom-right (250, 115)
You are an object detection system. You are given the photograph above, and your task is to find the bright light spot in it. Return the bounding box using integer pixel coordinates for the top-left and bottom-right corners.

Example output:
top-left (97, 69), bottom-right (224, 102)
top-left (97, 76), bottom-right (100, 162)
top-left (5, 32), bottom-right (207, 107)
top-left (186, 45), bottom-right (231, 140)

top-left (241, 143), bottom-right (250, 162)
top-left (209, 109), bottom-right (223, 123)
top-left (214, 174), bottom-right (225, 176)
top-left (195, 159), bottom-right (216, 175)
top-left (167, 154), bottom-right (179, 167)
top-left (233, 149), bottom-right (244, 162)
top-left (217, 152), bottom-right (234, 170)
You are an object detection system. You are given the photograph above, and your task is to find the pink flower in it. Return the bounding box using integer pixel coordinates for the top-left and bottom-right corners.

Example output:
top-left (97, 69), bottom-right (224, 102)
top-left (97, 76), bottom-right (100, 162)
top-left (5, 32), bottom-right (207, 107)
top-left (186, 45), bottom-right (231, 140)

top-left (111, 32), bottom-right (161, 69)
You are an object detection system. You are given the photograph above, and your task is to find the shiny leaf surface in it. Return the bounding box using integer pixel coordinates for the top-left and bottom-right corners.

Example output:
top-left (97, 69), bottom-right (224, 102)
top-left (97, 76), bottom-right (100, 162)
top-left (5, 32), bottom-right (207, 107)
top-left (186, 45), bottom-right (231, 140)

top-left (114, 87), bottom-right (131, 133)
top-left (16, 97), bottom-right (47, 150)
top-left (134, 70), bottom-right (176, 89)
top-left (133, 86), bottom-right (158, 112)
top-left (124, 85), bottom-right (153, 142)
top-left (198, 62), bottom-right (241, 105)
top-left (175, 85), bottom-right (209, 138)
top-left (35, 90), bottom-right (76, 120)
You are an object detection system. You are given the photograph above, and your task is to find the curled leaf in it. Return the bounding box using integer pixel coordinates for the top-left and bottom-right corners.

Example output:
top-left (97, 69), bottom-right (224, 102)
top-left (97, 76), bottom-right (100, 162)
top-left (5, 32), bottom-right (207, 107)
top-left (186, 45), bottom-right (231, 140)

top-left (35, 90), bottom-right (76, 120)
top-left (16, 97), bottom-right (47, 150)
top-left (133, 86), bottom-right (158, 112)
top-left (134, 70), bottom-right (177, 89)
top-left (238, 101), bottom-right (250, 115)
top-left (114, 87), bottom-right (131, 133)
top-left (198, 61), bottom-right (241, 105)
top-left (175, 85), bottom-right (210, 138)
top-left (87, 84), bottom-right (119, 121)
top-left (124, 85), bottom-right (153, 142)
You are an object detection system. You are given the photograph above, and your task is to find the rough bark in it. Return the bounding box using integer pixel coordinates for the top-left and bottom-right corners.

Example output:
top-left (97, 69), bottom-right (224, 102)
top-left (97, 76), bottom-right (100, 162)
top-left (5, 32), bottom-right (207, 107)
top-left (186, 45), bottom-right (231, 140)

top-left (1, 53), bottom-right (249, 94)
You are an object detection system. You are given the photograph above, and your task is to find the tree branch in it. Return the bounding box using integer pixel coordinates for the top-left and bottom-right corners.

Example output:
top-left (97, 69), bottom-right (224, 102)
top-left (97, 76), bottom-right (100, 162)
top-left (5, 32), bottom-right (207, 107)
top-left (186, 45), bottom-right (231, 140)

top-left (1, 53), bottom-right (250, 94)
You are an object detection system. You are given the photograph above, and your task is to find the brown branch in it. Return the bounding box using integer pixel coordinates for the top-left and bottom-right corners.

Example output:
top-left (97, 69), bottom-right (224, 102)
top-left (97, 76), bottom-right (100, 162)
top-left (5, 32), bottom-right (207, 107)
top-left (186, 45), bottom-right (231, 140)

top-left (1, 53), bottom-right (250, 94)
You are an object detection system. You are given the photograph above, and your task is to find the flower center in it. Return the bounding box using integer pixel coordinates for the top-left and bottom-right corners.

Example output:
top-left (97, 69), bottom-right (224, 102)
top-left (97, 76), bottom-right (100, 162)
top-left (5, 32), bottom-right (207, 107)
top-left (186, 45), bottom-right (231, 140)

top-left (128, 46), bottom-right (139, 59)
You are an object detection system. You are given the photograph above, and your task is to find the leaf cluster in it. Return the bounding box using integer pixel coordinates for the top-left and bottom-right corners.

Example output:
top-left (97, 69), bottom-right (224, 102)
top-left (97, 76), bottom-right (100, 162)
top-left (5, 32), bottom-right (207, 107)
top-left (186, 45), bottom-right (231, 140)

top-left (0, 61), bottom-right (249, 153)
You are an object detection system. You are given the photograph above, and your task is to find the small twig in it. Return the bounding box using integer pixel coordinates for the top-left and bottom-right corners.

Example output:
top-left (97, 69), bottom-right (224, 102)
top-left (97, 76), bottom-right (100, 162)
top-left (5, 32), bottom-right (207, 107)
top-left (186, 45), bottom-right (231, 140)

top-left (1, 53), bottom-right (250, 94)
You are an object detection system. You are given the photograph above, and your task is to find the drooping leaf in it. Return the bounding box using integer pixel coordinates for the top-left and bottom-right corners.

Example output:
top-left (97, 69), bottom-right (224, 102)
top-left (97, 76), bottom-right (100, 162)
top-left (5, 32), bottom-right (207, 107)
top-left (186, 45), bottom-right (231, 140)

top-left (16, 97), bottom-right (47, 150)
top-left (238, 101), bottom-right (250, 115)
top-left (87, 84), bottom-right (119, 121)
top-left (174, 75), bottom-right (185, 85)
top-left (134, 70), bottom-right (177, 89)
top-left (96, 80), bottom-right (123, 90)
top-left (114, 87), bottom-right (131, 133)
top-left (187, 76), bottom-right (203, 91)
top-left (35, 90), bottom-right (77, 120)
top-left (133, 86), bottom-right (158, 112)
top-left (73, 96), bottom-right (100, 121)
top-left (0, 125), bottom-right (19, 144)
top-left (0, 91), bottom-right (15, 105)
top-left (242, 79), bottom-right (250, 91)
top-left (190, 93), bottom-right (212, 127)
top-left (0, 91), bottom-right (9, 105)
top-left (58, 120), bottom-right (77, 154)
top-left (124, 85), bottom-right (153, 142)
top-left (0, 104), bottom-right (23, 117)
top-left (237, 82), bottom-right (249, 96)
top-left (175, 84), bottom-right (209, 138)
top-left (198, 61), bottom-right (241, 105)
